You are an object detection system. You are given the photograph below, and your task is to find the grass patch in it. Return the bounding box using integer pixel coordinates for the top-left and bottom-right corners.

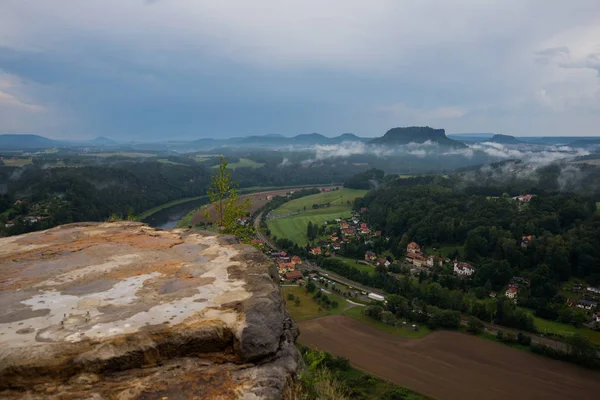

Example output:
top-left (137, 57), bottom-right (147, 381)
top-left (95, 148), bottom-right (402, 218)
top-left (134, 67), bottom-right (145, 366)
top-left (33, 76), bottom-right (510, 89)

top-left (266, 188), bottom-right (366, 245)
top-left (336, 366), bottom-right (432, 400)
top-left (479, 332), bottom-right (533, 352)
top-left (193, 154), bottom-right (219, 162)
top-left (342, 306), bottom-right (430, 339)
top-left (270, 188), bottom-right (366, 217)
top-left (81, 152), bottom-right (156, 158)
top-left (212, 158), bottom-right (265, 169)
top-left (1, 157), bottom-right (32, 167)
top-left (157, 158), bottom-right (188, 165)
top-left (425, 244), bottom-right (463, 259)
top-left (268, 211), bottom-right (353, 245)
top-left (335, 256), bottom-right (376, 276)
top-left (281, 286), bottom-right (348, 321)
top-left (533, 316), bottom-right (600, 344)
top-left (596, 202), bottom-right (599, 215)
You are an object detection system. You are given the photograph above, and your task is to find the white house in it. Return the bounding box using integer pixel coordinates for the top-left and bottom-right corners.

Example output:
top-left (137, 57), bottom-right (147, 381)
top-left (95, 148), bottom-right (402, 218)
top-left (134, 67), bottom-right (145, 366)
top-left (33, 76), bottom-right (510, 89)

top-left (453, 261), bottom-right (474, 276)
top-left (587, 286), bottom-right (600, 295)
top-left (505, 287), bottom-right (518, 299)
top-left (577, 300), bottom-right (598, 310)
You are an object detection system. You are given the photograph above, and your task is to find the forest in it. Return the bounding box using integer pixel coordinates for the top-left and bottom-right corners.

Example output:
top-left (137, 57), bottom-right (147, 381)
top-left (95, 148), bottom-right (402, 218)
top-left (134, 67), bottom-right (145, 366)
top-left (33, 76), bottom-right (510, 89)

top-left (0, 154), bottom-right (354, 236)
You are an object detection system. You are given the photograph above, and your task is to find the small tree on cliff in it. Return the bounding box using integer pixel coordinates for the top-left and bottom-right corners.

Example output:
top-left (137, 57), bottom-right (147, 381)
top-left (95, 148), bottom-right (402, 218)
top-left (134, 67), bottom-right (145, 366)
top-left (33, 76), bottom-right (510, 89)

top-left (205, 156), bottom-right (250, 235)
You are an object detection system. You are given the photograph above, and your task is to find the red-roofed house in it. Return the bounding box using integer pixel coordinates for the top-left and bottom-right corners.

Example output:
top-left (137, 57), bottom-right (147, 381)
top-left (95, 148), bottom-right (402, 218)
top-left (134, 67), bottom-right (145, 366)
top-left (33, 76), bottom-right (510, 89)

top-left (311, 247), bottom-right (322, 256)
top-left (278, 262), bottom-right (295, 273)
top-left (284, 270), bottom-right (303, 282)
top-left (365, 251), bottom-right (377, 262)
top-left (505, 286), bottom-right (518, 299)
top-left (406, 252), bottom-right (426, 267)
top-left (521, 235), bottom-right (532, 249)
top-left (407, 242), bottom-right (421, 254)
top-left (291, 255), bottom-right (303, 265)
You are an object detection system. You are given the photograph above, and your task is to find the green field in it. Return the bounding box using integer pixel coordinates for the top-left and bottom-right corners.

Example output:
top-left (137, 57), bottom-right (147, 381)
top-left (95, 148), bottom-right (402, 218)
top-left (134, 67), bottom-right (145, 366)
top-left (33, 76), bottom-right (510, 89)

top-left (269, 211), bottom-right (352, 244)
top-left (533, 316), bottom-right (600, 344)
top-left (1, 157), bottom-right (32, 167)
top-left (157, 158), bottom-right (188, 165)
top-left (342, 306), bottom-right (430, 339)
top-left (335, 256), bottom-right (376, 276)
top-left (267, 188), bottom-right (367, 244)
top-left (281, 286), bottom-right (349, 321)
top-left (425, 244), bottom-right (463, 259)
top-left (212, 158), bottom-right (265, 169)
top-left (81, 152), bottom-right (156, 158)
top-left (270, 188), bottom-right (366, 217)
top-left (336, 365), bottom-right (432, 400)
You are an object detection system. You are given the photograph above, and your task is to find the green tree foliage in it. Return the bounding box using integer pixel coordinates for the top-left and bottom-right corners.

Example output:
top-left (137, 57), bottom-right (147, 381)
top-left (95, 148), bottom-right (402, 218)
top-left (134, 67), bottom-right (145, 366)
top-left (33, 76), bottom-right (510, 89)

top-left (467, 316), bottom-right (484, 334)
top-left (205, 156), bottom-right (250, 234)
top-left (344, 168), bottom-right (385, 190)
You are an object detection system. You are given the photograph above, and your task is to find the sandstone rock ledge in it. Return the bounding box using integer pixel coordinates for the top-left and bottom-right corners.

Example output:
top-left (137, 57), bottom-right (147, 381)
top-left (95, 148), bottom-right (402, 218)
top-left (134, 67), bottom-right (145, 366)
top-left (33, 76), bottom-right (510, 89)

top-left (0, 222), bottom-right (298, 399)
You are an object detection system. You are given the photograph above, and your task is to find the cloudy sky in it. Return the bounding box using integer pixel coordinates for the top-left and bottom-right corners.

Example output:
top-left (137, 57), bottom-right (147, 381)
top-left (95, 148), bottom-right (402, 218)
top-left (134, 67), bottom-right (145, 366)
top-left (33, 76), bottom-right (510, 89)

top-left (1, 0), bottom-right (599, 141)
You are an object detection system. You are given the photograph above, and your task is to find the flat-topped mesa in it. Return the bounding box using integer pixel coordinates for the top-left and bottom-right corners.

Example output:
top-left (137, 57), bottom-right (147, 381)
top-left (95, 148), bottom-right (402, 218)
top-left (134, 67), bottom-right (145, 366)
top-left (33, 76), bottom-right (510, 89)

top-left (0, 222), bottom-right (298, 399)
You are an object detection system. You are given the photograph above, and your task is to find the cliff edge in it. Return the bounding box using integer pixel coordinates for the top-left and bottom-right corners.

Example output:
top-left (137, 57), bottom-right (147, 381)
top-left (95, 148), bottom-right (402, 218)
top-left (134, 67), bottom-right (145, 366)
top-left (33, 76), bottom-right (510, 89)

top-left (0, 222), bottom-right (298, 399)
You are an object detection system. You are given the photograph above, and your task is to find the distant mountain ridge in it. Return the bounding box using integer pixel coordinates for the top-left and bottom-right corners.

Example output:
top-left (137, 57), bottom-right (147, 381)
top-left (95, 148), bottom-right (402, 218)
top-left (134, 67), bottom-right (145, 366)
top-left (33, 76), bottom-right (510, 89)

top-left (369, 127), bottom-right (466, 148)
top-left (0, 134), bottom-right (60, 149)
top-left (488, 134), bottom-right (522, 145)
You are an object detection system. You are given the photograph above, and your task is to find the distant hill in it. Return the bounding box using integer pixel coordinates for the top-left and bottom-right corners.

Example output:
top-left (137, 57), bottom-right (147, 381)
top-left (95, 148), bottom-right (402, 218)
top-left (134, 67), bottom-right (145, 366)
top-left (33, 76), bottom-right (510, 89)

top-left (569, 138), bottom-right (600, 148)
top-left (0, 134), bottom-right (60, 149)
top-left (89, 136), bottom-right (117, 145)
top-left (488, 134), bottom-right (522, 145)
top-left (369, 127), bottom-right (466, 148)
top-left (330, 133), bottom-right (366, 144)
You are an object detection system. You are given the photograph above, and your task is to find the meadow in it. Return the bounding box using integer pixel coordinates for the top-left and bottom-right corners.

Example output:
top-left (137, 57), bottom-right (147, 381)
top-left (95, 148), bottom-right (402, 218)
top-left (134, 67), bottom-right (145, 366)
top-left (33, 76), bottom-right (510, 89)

top-left (280, 285), bottom-right (348, 321)
top-left (335, 256), bottom-right (376, 276)
top-left (269, 211), bottom-right (352, 245)
top-left (1, 157), bottom-right (33, 167)
top-left (270, 188), bottom-right (366, 217)
top-left (267, 188), bottom-right (367, 244)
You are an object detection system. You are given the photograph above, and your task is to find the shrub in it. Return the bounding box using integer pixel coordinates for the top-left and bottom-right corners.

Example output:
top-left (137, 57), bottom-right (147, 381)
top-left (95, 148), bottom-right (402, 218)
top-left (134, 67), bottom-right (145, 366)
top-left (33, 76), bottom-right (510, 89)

top-left (467, 316), bottom-right (484, 334)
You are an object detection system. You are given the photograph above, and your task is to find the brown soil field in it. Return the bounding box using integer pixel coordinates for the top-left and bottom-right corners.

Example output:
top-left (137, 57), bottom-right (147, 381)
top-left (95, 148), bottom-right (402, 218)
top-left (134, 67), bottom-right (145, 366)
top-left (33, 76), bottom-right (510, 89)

top-left (190, 186), bottom-right (336, 225)
top-left (298, 315), bottom-right (600, 400)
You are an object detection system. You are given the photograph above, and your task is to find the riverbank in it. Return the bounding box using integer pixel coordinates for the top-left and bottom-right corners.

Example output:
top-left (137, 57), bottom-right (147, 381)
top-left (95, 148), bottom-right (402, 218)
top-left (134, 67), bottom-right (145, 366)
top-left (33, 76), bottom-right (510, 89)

top-left (137, 195), bottom-right (208, 220)
top-left (139, 184), bottom-right (341, 222)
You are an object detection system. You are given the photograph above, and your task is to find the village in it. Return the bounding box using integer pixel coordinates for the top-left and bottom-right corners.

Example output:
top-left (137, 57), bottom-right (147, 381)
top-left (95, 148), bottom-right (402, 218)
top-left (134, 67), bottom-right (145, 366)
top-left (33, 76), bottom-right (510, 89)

top-left (249, 199), bottom-right (600, 330)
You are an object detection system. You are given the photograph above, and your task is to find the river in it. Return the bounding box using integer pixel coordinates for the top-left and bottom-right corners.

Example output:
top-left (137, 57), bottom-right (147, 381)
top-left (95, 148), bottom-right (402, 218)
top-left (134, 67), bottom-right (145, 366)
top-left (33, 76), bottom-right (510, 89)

top-left (142, 197), bottom-right (209, 229)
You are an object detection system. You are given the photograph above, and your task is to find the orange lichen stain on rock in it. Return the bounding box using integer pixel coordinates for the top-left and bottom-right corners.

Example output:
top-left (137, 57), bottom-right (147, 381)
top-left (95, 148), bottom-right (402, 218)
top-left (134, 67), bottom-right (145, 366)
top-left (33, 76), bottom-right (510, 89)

top-left (138, 368), bottom-right (243, 400)
top-left (104, 231), bottom-right (183, 249)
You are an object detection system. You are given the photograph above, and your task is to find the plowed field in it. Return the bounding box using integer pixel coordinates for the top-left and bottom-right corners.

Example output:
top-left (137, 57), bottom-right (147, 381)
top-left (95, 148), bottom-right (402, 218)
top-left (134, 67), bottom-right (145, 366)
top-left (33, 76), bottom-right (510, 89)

top-left (298, 315), bottom-right (600, 400)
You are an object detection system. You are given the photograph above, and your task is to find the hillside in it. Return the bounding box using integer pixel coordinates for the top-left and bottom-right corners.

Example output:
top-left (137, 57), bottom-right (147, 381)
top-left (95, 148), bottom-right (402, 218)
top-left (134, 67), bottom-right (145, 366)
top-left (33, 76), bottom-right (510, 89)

top-left (369, 127), bottom-right (466, 148)
top-left (488, 134), bottom-right (522, 145)
top-left (0, 134), bottom-right (59, 149)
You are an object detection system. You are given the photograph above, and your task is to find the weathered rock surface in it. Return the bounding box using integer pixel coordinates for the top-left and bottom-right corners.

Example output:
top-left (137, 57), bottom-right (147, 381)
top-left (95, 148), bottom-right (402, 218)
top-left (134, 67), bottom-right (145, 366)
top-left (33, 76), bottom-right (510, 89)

top-left (0, 222), bottom-right (298, 399)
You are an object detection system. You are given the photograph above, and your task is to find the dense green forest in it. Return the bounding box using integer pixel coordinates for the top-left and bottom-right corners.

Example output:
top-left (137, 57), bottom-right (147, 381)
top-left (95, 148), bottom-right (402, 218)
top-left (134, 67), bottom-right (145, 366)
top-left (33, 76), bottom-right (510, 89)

top-left (0, 154), bottom-right (357, 236)
top-left (346, 163), bottom-right (600, 334)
